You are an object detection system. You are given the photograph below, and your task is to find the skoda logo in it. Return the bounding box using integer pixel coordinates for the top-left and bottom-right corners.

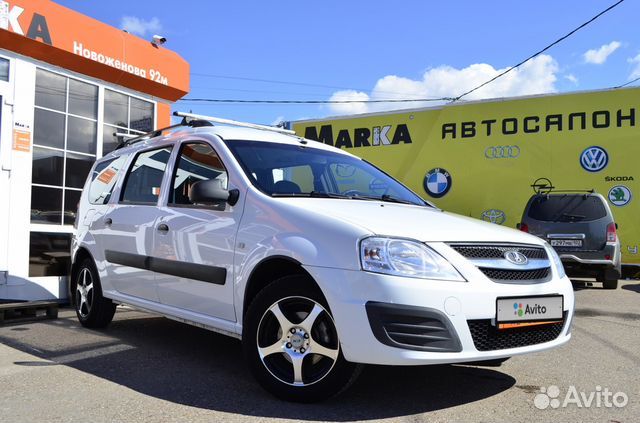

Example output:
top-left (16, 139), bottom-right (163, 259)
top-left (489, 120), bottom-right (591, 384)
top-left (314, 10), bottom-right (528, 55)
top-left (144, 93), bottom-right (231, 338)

top-left (504, 250), bottom-right (529, 265)
top-left (580, 146), bottom-right (608, 172)
top-left (485, 145), bottom-right (520, 159)
top-left (423, 168), bottom-right (452, 198)
top-left (481, 209), bottom-right (506, 225)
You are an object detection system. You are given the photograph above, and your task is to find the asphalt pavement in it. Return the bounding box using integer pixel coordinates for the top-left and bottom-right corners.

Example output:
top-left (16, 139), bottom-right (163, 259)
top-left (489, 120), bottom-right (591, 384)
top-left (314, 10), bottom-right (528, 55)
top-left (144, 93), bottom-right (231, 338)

top-left (0, 279), bottom-right (638, 423)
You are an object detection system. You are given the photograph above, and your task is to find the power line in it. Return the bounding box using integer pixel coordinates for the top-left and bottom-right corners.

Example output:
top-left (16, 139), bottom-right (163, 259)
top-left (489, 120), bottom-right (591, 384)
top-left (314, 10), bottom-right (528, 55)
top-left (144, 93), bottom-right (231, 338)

top-left (613, 75), bottom-right (640, 89)
top-left (178, 97), bottom-right (454, 104)
top-left (190, 72), bottom-right (420, 98)
top-left (451, 0), bottom-right (625, 102)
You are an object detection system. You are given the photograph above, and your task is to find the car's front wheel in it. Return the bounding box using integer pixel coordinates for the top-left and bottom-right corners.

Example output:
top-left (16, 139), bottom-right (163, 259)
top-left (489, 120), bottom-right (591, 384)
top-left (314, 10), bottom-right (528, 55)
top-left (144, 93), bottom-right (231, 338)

top-left (243, 275), bottom-right (361, 402)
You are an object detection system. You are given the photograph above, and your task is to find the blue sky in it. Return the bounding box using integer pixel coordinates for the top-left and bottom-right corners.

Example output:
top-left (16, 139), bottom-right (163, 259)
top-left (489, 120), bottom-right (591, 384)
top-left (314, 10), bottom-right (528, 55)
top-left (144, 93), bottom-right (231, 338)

top-left (57, 0), bottom-right (638, 126)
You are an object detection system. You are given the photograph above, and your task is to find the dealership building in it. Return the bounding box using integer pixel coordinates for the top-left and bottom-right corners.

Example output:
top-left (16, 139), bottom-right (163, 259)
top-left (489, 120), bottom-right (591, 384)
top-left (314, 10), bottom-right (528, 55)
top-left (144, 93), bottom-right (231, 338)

top-left (0, 0), bottom-right (189, 300)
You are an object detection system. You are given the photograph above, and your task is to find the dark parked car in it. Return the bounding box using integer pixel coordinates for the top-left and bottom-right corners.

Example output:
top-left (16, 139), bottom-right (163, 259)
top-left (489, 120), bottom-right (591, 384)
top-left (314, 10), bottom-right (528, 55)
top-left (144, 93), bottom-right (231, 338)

top-left (518, 192), bottom-right (621, 289)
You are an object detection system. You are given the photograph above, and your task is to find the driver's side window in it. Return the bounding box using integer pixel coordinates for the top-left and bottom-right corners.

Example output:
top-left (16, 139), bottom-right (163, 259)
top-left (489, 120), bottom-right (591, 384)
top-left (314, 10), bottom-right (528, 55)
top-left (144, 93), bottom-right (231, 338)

top-left (169, 142), bottom-right (227, 206)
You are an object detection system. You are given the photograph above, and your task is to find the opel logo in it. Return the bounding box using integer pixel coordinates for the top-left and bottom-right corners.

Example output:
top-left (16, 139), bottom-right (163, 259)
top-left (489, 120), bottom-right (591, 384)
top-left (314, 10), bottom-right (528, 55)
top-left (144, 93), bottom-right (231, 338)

top-left (504, 250), bottom-right (529, 265)
top-left (580, 146), bottom-right (608, 172)
top-left (481, 209), bottom-right (506, 225)
top-left (485, 145), bottom-right (520, 159)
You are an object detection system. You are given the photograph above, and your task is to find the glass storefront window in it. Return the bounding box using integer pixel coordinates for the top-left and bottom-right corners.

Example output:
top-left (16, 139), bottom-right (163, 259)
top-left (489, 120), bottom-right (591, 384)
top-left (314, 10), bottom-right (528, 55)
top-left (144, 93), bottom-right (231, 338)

top-left (31, 186), bottom-right (63, 224)
top-left (33, 108), bottom-right (65, 150)
top-left (103, 90), bottom-right (153, 155)
top-left (29, 232), bottom-right (71, 277)
top-left (65, 152), bottom-right (94, 189)
top-left (0, 57), bottom-right (9, 82)
top-left (67, 116), bottom-right (97, 154)
top-left (35, 69), bottom-right (66, 112)
top-left (64, 190), bottom-right (82, 225)
top-left (130, 97), bottom-right (154, 132)
top-left (104, 89), bottom-right (128, 127)
top-left (32, 147), bottom-right (64, 187)
top-left (68, 79), bottom-right (98, 119)
top-left (31, 70), bottom-right (155, 227)
top-left (32, 69), bottom-right (98, 226)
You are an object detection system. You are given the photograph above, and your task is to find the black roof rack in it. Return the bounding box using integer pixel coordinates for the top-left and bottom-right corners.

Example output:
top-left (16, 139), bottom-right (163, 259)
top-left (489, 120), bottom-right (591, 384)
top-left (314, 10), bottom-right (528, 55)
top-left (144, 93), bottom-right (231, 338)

top-left (114, 116), bottom-right (213, 150)
top-left (114, 111), bottom-right (296, 150)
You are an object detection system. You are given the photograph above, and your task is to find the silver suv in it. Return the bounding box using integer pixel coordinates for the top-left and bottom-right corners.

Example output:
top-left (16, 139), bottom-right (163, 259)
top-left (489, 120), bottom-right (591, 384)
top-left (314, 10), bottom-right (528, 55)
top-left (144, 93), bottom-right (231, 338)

top-left (518, 192), bottom-right (621, 289)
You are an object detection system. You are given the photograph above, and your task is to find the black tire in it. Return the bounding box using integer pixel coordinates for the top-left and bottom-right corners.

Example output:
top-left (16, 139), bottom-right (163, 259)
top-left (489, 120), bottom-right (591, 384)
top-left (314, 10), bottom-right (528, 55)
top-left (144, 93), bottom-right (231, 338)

top-left (603, 277), bottom-right (619, 290)
top-left (72, 258), bottom-right (116, 328)
top-left (243, 275), bottom-right (361, 402)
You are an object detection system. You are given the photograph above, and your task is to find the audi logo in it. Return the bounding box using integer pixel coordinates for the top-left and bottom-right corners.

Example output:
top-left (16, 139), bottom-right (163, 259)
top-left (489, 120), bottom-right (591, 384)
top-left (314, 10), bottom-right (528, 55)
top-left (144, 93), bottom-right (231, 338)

top-left (484, 145), bottom-right (520, 159)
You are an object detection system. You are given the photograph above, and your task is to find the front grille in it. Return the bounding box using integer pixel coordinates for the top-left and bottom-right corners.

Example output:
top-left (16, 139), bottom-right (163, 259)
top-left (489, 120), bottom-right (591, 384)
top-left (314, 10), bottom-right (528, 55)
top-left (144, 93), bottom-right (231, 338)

top-left (479, 267), bottom-right (550, 281)
top-left (449, 244), bottom-right (550, 283)
top-left (467, 314), bottom-right (566, 351)
top-left (451, 244), bottom-right (548, 260)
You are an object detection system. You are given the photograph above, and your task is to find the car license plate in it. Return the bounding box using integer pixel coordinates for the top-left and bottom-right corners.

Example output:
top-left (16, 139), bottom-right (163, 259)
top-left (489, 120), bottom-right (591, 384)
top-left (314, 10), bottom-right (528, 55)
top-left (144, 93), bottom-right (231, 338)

top-left (496, 296), bottom-right (563, 327)
top-left (550, 239), bottom-right (582, 247)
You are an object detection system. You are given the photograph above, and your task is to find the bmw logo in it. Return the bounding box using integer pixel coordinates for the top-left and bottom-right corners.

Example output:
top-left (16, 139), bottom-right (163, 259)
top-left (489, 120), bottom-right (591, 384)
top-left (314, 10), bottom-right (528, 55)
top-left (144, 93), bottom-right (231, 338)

top-left (580, 146), bottom-right (609, 172)
top-left (424, 168), bottom-right (452, 198)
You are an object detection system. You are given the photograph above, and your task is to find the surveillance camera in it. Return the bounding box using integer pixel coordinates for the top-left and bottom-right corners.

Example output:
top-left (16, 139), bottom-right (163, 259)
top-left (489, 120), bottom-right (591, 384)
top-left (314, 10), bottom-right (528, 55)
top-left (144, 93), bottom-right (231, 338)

top-left (151, 35), bottom-right (167, 45)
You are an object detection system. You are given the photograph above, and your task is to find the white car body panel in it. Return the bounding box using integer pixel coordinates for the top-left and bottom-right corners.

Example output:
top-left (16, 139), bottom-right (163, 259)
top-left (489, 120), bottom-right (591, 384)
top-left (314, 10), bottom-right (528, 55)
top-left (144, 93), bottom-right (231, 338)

top-left (72, 125), bottom-right (575, 368)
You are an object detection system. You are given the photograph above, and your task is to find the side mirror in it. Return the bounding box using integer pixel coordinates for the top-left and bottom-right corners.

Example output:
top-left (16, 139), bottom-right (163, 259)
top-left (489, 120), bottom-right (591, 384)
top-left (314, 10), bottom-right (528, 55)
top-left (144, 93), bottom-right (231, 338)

top-left (189, 179), bottom-right (239, 206)
top-left (615, 223), bottom-right (619, 230)
top-left (516, 223), bottom-right (521, 230)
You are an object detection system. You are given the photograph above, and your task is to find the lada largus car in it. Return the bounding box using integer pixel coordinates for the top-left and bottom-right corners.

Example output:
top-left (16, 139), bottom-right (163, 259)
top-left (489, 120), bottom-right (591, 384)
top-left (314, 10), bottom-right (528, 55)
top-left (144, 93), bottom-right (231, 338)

top-left (71, 112), bottom-right (574, 402)
top-left (518, 192), bottom-right (621, 289)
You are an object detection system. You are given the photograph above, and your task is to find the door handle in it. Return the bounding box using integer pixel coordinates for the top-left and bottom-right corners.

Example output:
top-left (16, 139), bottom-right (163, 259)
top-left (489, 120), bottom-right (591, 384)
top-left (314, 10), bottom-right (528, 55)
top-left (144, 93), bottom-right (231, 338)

top-left (104, 217), bottom-right (112, 227)
top-left (157, 223), bottom-right (169, 233)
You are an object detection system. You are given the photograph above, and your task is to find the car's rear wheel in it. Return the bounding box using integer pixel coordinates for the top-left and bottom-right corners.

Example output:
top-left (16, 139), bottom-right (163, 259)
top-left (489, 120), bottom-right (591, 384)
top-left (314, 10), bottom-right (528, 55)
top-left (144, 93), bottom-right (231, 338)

top-left (73, 258), bottom-right (116, 328)
top-left (602, 277), bottom-right (619, 290)
top-left (597, 270), bottom-right (619, 290)
top-left (243, 275), bottom-right (361, 402)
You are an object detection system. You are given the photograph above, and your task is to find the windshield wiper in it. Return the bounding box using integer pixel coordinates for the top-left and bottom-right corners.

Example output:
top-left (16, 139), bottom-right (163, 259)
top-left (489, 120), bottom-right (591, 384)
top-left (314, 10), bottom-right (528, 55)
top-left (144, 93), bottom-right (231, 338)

top-left (559, 213), bottom-right (586, 221)
top-left (380, 194), bottom-right (421, 205)
top-left (271, 191), bottom-right (353, 199)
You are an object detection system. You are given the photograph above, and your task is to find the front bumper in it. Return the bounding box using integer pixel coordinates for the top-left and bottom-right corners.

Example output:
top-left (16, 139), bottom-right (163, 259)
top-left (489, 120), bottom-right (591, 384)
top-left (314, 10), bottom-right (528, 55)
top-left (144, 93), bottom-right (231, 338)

top-left (304, 244), bottom-right (574, 365)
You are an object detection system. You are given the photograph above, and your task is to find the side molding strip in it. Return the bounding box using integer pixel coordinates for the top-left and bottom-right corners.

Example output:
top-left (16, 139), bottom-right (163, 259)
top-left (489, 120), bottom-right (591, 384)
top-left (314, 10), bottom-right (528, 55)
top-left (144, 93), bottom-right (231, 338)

top-left (105, 250), bottom-right (226, 285)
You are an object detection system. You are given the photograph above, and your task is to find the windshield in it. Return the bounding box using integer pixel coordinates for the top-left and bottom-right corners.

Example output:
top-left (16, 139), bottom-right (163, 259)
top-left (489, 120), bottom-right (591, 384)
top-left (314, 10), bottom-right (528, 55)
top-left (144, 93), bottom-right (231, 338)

top-left (225, 140), bottom-right (427, 206)
top-left (528, 195), bottom-right (607, 222)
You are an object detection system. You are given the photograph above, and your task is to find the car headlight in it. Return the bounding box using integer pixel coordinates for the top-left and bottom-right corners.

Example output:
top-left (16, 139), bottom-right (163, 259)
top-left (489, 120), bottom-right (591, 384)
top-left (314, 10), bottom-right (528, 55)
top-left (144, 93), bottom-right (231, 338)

top-left (360, 237), bottom-right (465, 281)
top-left (544, 242), bottom-right (566, 279)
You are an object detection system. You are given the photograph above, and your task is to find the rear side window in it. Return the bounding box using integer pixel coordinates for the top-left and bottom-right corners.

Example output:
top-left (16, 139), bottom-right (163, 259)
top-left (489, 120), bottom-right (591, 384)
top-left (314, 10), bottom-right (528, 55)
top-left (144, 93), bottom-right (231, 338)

top-left (121, 147), bottom-right (172, 204)
top-left (528, 195), bottom-right (607, 222)
top-left (87, 155), bottom-right (127, 204)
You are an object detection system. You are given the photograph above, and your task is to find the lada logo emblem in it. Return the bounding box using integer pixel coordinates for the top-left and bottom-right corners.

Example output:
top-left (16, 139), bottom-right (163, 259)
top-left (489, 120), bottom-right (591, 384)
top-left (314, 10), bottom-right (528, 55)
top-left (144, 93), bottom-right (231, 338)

top-left (504, 250), bottom-right (528, 265)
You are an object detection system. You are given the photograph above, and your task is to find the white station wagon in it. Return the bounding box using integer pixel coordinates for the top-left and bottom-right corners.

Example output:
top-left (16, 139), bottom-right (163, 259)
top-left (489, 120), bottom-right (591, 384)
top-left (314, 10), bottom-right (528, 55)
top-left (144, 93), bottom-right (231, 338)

top-left (71, 112), bottom-right (574, 402)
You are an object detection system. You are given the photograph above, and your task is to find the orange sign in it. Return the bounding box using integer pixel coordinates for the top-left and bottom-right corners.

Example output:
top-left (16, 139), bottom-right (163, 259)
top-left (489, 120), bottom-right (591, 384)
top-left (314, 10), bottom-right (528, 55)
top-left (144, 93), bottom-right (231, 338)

top-left (97, 168), bottom-right (116, 184)
top-left (12, 128), bottom-right (31, 152)
top-left (0, 0), bottom-right (189, 101)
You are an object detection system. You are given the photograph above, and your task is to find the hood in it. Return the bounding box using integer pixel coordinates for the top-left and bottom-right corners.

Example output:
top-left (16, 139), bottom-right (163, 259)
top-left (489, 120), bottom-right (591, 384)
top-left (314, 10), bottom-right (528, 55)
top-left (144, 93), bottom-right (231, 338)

top-left (278, 198), bottom-right (545, 245)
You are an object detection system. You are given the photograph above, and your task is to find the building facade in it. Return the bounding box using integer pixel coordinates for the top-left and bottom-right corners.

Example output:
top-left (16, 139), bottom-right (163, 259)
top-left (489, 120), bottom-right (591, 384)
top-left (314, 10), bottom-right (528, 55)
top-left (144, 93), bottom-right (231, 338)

top-left (0, 0), bottom-right (189, 300)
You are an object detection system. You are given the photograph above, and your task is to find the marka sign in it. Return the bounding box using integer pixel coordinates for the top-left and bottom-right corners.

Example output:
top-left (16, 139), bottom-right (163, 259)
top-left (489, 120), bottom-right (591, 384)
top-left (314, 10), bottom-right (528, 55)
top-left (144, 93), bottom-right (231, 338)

top-left (304, 124), bottom-right (412, 149)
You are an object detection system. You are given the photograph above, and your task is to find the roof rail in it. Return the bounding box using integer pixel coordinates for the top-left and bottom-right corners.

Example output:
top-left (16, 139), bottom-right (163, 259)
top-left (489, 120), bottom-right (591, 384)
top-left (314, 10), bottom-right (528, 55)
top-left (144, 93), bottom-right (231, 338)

top-left (173, 111), bottom-right (296, 135)
top-left (114, 116), bottom-right (213, 150)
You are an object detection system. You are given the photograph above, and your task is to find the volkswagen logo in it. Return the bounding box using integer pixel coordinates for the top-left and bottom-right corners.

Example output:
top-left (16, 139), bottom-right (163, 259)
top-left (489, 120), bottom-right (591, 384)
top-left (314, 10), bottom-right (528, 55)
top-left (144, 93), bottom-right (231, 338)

top-left (504, 250), bottom-right (529, 265)
top-left (481, 209), bottom-right (506, 225)
top-left (485, 145), bottom-right (520, 159)
top-left (580, 146), bottom-right (608, 172)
